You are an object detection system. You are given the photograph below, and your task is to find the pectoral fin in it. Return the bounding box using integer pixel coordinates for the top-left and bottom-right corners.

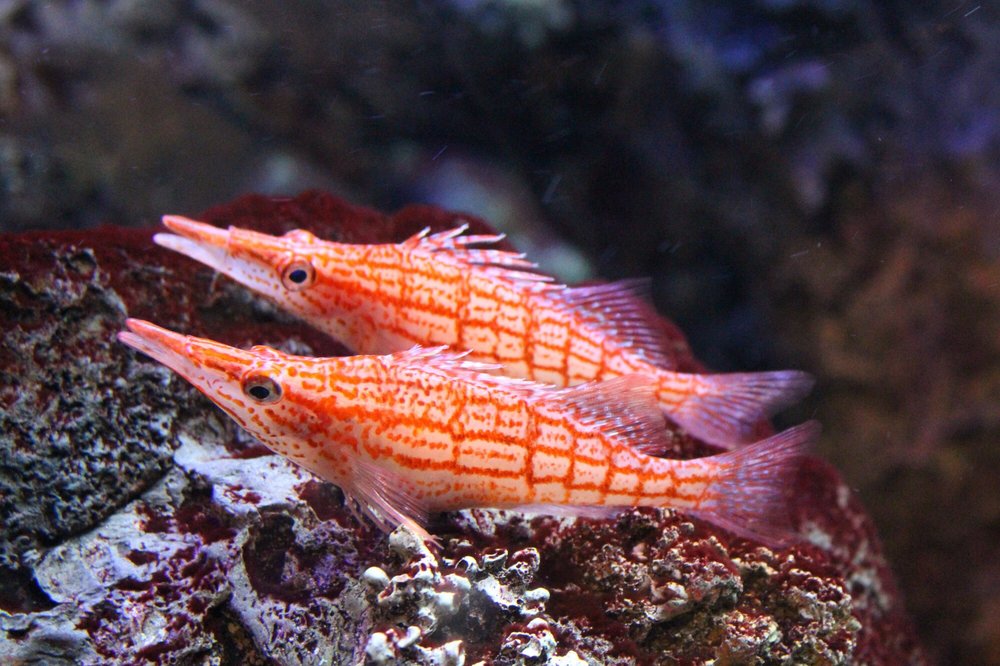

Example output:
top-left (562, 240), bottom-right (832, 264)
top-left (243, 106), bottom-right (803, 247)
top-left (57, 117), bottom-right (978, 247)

top-left (349, 457), bottom-right (438, 546)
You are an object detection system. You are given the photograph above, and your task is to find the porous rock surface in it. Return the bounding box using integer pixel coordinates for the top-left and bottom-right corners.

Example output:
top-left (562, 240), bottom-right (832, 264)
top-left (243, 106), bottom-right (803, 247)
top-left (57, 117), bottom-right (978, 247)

top-left (0, 191), bottom-right (925, 664)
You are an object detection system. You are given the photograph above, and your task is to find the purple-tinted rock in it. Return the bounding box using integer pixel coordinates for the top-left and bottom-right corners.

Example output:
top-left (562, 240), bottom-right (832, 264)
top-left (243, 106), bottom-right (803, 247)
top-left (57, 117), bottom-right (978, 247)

top-left (0, 191), bottom-right (925, 663)
top-left (0, 237), bottom-right (176, 571)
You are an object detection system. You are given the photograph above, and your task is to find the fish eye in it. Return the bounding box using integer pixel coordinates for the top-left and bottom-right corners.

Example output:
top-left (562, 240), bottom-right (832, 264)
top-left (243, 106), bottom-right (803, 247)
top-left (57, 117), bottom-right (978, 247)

top-left (280, 258), bottom-right (315, 290)
top-left (242, 374), bottom-right (282, 403)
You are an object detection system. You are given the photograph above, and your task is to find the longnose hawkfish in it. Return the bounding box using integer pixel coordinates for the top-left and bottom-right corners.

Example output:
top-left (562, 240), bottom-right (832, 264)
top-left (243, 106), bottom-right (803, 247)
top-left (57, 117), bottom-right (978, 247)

top-left (118, 318), bottom-right (818, 545)
top-left (154, 216), bottom-right (813, 449)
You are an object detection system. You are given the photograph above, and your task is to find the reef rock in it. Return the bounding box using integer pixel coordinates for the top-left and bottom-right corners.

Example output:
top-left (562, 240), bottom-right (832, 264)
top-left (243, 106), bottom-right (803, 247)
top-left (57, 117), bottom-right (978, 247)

top-left (0, 191), bottom-right (925, 664)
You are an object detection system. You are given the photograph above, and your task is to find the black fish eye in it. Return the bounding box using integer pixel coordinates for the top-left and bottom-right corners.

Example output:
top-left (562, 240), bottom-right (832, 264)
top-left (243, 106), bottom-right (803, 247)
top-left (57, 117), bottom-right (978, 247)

top-left (242, 375), bottom-right (282, 403)
top-left (280, 259), bottom-right (315, 290)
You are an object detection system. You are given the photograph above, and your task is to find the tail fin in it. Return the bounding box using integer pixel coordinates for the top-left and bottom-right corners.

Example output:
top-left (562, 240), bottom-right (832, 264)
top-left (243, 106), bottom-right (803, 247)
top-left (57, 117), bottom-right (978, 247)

top-left (688, 420), bottom-right (819, 546)
top-left (659, 369), bottom-right (815, 448)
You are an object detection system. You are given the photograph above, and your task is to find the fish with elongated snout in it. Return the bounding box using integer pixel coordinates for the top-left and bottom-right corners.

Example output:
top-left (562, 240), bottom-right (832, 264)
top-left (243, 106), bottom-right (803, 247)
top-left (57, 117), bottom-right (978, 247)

top-left (118, 318), bottom-right (817, 545)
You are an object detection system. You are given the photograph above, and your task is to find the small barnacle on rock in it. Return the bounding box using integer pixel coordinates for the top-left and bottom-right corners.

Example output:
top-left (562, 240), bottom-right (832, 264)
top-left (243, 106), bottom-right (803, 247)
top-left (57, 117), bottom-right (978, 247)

top-left (494, 617), bottom-right (590, 665)
top-left (522, 586), bottom-right (550, 606)
top-left (363, 565), bottom-right (391, 592)
top-left (365, 632), bottom-right (395, 664)
top-left (367, 529), bottom-right (465, 635)
top-left (646, 580), bottom-right (690, 623)
top-left (460, 547), bottom-right (549, 619)
top-left (498, 621), bottom-right (557, 660)
top-left (480, 547), bottom-right (508, 571)
top-left (364, 625), bottom-right (422, 665)
top-left (365, 623), bottom-right (466, 666)
top-left (454, 555), bottom-right (480, 577)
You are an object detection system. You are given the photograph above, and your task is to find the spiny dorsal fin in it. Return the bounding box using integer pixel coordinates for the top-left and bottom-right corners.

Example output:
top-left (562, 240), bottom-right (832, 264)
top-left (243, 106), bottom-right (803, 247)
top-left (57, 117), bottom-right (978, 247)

top-left (403, 224), bottom-right (554, 285)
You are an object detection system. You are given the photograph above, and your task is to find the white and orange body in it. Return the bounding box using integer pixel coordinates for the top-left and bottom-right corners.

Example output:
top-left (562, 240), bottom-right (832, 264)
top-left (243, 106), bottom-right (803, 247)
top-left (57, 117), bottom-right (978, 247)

top-left (119, 319), bottom-right (817, 545)
top-left (155, 217), bottom-right (813, 448)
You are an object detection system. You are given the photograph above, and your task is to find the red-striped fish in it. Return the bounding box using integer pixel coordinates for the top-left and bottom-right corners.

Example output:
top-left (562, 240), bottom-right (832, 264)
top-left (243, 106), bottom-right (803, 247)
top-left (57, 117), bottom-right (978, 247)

top-left (118, 318), bottom-right (817, 545)
top-left (155, 216), bottom-right (813, 448)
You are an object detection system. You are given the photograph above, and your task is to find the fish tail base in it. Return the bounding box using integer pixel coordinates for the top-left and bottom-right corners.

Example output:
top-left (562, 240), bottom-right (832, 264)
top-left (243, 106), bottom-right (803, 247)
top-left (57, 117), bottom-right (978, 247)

top-left (687, 420), bottom-right (819, 546)
top-left (659, 369), bottom-right (815, 448)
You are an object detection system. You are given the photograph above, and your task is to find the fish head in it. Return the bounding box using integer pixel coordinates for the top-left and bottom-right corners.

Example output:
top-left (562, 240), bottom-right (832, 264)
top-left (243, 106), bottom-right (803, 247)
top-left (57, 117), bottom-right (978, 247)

top-left (155, 216), bottom-right (368, 343)
top-left (118, 319), bottom-right (348, 478)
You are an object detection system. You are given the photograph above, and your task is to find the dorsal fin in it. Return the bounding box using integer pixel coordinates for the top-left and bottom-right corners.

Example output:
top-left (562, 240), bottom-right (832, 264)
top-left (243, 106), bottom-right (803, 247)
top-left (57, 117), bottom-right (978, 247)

top-left (403, 224), bottom-right (554, 285)
top-left (554, 279), bottom-right (674, 368)
top-left (387, 348), bottom-right (668, 457)
top-left (387, 345), bottom-right (547, 396)
top-left (405, 228), bottom-right (679, 367)
top-left (389, 345), bottom-right (502, 374)
top-left (552, 374), bottom-right (671, 457)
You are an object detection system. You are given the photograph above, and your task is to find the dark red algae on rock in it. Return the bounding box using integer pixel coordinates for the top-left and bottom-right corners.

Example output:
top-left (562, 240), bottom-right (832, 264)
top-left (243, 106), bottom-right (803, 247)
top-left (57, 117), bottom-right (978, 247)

top-left (0, 191), bottom-right (926, 663)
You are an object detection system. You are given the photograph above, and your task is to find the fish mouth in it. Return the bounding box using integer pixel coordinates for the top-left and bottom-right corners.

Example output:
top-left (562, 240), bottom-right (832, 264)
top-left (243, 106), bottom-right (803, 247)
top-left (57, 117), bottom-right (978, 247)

top-left (117, 319), bottom-right (250, 396)
top-left (155, 215), bottom-right (232, 274)
top-left (117, 318), bottom-right (206, 386)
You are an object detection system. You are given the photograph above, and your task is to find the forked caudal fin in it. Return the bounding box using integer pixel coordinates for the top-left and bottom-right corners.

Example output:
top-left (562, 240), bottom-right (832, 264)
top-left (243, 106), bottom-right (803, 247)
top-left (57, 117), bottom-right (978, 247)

top-left (659, 369), bottom-right (815, 448)
top-left (687, 420), bottom-right (820, 546)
